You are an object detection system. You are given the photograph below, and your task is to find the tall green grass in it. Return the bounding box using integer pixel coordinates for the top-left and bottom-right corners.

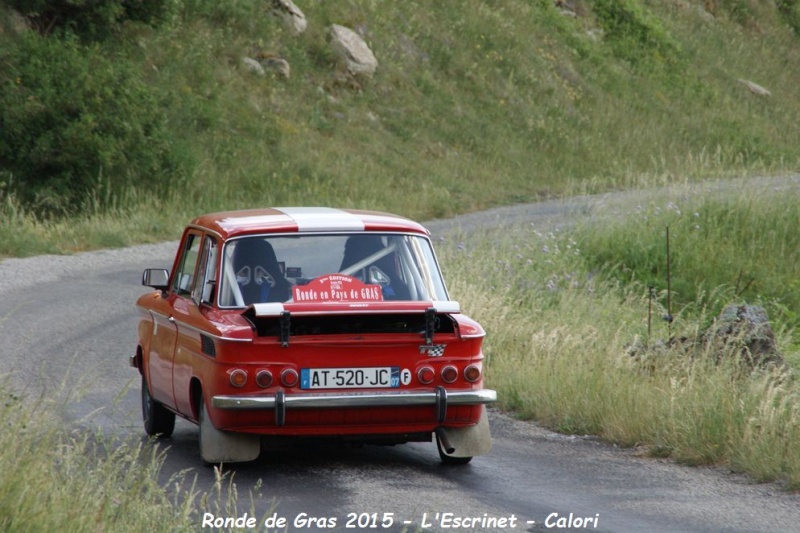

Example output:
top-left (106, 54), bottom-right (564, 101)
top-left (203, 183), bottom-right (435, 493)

top-left (440, 181), bottom-right (800, 489)
top-left (576, 179), bottom-right (800, 335)
top-left (0, 388), bottom-right (193, 531)
top-left (0, 378), bottom-right (271, 531)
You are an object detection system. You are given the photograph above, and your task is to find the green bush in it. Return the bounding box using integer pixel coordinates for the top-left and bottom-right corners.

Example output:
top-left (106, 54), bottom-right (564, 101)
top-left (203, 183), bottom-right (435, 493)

top-left (6, 0), bottom-right (177, 40)
top-left (713, 0), bottom-right (760, 27)
top-left (177, 0), bottom-right (261, 26)
top-left (592, 0), bottom-right (682, 68)
top-left (0, 33), bottom-right (186, 215)
top-left (777, 0), bottom-right (800, 34)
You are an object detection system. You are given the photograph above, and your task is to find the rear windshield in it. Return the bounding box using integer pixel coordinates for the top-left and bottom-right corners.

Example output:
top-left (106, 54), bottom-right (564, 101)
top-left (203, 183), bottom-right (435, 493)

top-left (218, 233), bottom-right (448, 307)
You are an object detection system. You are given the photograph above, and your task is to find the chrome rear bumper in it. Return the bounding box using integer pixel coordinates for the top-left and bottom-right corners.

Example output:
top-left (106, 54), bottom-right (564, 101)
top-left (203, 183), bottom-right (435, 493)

top-left (212, 388), bottom-right (496, 426)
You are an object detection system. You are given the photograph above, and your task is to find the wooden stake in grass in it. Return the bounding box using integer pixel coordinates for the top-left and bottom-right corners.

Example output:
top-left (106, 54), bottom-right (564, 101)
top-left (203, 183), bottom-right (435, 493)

top-left (648, 285), bottom-right (655, 346)
top-left (665, 226), bottom-right (674, 338)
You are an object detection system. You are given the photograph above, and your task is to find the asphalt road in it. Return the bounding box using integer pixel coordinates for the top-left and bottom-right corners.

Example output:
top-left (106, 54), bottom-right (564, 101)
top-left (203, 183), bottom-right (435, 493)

top-left (1, 178), bottom-right (799, 532)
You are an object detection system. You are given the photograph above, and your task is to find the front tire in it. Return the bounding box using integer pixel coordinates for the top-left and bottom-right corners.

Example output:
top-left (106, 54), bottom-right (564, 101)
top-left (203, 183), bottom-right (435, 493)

top-left (142, 375), bottom-right (175, 437)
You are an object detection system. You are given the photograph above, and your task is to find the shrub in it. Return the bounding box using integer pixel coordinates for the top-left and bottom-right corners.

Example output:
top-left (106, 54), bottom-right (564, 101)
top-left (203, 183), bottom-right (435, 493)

top-left (777, 0), bottom-right (800, 34)
top-left (0, 33), bottom-right (186, 215)
top-left (177, 0), bottom-right (261, 26)
top-left (6, 0), bottom-right (178, 40)
top-left (592, 0), bottom-right (683, 68)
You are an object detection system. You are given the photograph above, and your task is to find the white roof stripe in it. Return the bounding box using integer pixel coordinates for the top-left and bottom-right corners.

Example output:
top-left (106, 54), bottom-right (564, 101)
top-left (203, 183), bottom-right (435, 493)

top-left (277, 207), bottom-right (365, 232)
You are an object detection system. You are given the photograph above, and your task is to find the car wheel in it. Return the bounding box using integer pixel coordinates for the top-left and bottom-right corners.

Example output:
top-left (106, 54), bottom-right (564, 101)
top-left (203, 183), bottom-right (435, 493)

top-left (142, 375), bottom-right (175, 437)
top-left (436, 433), bottom-right (473, 465)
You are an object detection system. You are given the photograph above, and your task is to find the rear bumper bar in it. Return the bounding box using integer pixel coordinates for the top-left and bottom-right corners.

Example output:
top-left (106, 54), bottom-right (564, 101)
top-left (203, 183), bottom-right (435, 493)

top-left (212, 388), bottom-right (497, 425)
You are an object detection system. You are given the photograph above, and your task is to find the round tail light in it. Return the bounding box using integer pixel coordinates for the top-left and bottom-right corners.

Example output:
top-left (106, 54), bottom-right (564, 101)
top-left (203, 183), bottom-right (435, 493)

top-left (256, 369), bottom-right (273, 388)
top-left (281, 368), bottom-right (299, 387)
top-left (464, 364), bottom-right (481, 383)
top-left (229, 368), bottom-right (247, 388)
top-left (418, 366), bottom-right (435, 385)
top-left (441, 365), bottom-right (458, 384)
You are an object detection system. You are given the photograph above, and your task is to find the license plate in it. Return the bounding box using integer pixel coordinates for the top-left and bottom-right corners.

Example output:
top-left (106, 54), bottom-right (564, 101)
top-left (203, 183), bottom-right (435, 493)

top-left (300, 367), bottom-right (400, 389)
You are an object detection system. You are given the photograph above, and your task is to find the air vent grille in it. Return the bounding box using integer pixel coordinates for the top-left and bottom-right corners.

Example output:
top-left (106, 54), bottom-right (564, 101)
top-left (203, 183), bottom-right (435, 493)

top-left (201, 334), bottom-right (216, 357)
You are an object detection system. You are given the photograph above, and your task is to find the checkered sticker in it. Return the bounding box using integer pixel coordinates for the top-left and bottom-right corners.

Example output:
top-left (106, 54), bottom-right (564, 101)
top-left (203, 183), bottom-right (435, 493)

top-left (419, 344), bottom-right (446, 357)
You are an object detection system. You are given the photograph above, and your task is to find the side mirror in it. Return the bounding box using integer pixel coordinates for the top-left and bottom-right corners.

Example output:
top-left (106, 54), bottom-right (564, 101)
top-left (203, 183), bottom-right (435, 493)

top-left (142, 268), bottom-right (170, 292)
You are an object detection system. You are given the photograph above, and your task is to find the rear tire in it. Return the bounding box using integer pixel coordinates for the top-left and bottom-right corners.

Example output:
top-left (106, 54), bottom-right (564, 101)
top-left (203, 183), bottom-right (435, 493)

top-left (142, 375), bottom-right (175, 437)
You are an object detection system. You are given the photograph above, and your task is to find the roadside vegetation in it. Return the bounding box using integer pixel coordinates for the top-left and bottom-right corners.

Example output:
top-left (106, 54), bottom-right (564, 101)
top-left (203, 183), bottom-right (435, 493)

top-left (0, 387), bottom-right (192, 531)
top-left (2, 0), bottom-right (800, 256)
top-left (1, 0), bottom-right (799, 528)
top-left (440, 179), bottom-right (800, 489)
top-left (0, 381), bottom-right (264, 531)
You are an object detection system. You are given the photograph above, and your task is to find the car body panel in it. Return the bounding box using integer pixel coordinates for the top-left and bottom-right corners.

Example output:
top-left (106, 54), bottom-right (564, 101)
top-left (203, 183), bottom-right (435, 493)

top-left (133, 208), bottom-right (495, 461)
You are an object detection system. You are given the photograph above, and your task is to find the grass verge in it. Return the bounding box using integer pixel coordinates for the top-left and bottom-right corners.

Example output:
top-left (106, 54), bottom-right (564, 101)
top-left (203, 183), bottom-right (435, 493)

top-left (0, 388), bottom-right (194, 531)
top-left (439, 179), bottom-right (800, 489)
top-left (0, 379), bottom-right (269, 531)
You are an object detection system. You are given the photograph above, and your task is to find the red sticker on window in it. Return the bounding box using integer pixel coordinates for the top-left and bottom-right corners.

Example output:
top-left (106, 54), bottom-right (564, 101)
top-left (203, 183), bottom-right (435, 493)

top-left (292, 274), bottom-right (384, 303)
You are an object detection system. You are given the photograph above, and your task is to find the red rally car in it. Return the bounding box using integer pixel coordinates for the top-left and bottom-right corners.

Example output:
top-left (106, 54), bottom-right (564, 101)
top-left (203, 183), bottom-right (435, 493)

top-left (131, 207), bottom-right (496, 464)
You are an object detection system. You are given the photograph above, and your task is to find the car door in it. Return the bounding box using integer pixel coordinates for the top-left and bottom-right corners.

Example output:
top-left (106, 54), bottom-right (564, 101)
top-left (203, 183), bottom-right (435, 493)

top-left (148, 231), bottom-right (203, 411)
top-left (172, 234), bottom-right (218, 416)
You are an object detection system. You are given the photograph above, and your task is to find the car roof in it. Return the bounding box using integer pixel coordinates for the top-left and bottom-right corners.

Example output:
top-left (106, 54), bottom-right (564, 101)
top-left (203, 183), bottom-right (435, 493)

top-left (189, 207), bottom-right (430, 239)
